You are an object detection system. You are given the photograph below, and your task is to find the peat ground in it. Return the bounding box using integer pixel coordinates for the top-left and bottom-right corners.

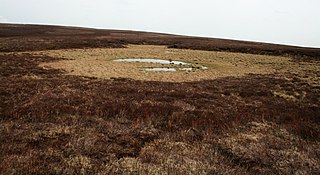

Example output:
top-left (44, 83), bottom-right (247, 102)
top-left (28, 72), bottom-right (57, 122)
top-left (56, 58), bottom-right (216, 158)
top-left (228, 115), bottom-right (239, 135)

top-left (0, 24), bottom-right (320, 174)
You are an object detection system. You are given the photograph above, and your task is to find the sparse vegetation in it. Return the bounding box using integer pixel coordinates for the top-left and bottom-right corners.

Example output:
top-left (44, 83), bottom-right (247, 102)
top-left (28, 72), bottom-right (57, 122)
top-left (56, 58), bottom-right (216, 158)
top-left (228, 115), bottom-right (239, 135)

top-left (0, 24), bottom-right (319, 174)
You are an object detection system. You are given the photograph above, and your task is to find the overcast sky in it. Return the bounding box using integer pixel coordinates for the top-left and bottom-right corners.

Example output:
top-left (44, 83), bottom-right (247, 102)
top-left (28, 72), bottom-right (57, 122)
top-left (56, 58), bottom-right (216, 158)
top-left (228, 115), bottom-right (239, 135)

top-left (1, 0), bottom-right (320, 47)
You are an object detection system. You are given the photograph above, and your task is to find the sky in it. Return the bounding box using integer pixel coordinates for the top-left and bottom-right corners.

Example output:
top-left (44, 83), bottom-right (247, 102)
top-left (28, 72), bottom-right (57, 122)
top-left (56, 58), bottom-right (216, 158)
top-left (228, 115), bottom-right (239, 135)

top-left (1, 0), bottom-right (320, 48)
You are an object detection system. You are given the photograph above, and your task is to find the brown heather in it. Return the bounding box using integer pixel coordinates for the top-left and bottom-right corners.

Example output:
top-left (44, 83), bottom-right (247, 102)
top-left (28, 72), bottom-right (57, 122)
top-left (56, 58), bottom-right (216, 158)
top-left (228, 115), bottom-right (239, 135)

top-left (0, 24), bottom-right (319, 174)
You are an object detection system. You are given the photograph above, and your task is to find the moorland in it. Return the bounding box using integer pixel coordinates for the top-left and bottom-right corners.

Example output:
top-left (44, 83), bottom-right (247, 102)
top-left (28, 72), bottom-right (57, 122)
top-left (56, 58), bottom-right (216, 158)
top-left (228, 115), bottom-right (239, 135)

top-left (0, 23), bottom-right (319, 174)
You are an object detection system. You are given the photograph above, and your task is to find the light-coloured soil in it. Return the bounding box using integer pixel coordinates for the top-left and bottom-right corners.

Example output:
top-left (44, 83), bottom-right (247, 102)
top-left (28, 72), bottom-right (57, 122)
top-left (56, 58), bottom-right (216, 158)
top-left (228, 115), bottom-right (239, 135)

top-left (35, 45), bottom-right (319, 82)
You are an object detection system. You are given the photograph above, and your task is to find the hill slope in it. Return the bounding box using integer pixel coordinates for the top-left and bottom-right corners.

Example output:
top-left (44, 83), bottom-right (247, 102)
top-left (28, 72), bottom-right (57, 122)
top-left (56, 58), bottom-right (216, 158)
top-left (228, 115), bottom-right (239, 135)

top-left (1, 23), bottom-right (319, 59)
top-left (0, 23), bottom-right (319, 174)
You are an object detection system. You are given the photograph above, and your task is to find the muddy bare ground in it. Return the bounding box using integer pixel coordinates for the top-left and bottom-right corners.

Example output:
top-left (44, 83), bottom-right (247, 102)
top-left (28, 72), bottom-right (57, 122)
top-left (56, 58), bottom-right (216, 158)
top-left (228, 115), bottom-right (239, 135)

top-left (0, 24), bottom-right (320, 174)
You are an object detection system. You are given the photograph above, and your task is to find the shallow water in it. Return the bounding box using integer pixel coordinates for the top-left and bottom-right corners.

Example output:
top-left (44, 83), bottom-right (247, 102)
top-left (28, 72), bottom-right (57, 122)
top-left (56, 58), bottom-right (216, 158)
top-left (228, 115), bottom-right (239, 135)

top-left (113, 58), bottom-right (208, 71)
top-left (145, 66), bottom-right (208, 71)
top-left (145, 68), bottom-right (177, 71)
top-left (113, 58), bottom-right (190, 65)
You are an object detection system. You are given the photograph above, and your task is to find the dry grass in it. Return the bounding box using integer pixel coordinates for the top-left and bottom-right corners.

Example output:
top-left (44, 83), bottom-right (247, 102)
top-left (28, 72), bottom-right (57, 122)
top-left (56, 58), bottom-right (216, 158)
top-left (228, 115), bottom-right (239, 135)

top-left (217, 122), bottom-right (320, 174)
top-left (103, 122), bottom-right (320, 175)
top-left (3, 114), bottom-right (317, 174)
top-left (32, 45), bottom-right (320, 82)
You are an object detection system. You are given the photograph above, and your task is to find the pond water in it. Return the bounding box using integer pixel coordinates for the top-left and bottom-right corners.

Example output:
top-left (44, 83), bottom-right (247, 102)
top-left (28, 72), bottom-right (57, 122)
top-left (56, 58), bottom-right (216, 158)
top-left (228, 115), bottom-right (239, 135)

top-left (145, 68), bottom-right (177, 71)
top-left (113, 58), bottom-right (190, 65)
top-left (113, 58), bottom-right (208, 71)
top-left (145, 67), bottom-right (208, 71)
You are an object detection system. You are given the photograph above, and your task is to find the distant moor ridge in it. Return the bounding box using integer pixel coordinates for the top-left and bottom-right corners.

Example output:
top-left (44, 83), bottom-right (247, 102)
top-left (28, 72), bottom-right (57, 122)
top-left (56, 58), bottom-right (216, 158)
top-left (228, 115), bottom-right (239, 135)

top-left (0, 23), bottom-right (319, 59)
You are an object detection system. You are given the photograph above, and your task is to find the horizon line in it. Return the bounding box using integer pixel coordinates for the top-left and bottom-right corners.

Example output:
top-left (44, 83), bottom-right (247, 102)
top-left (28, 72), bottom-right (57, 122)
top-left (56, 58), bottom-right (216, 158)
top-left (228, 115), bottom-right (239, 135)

top-left (1, 21), bottom-right (320, 49)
